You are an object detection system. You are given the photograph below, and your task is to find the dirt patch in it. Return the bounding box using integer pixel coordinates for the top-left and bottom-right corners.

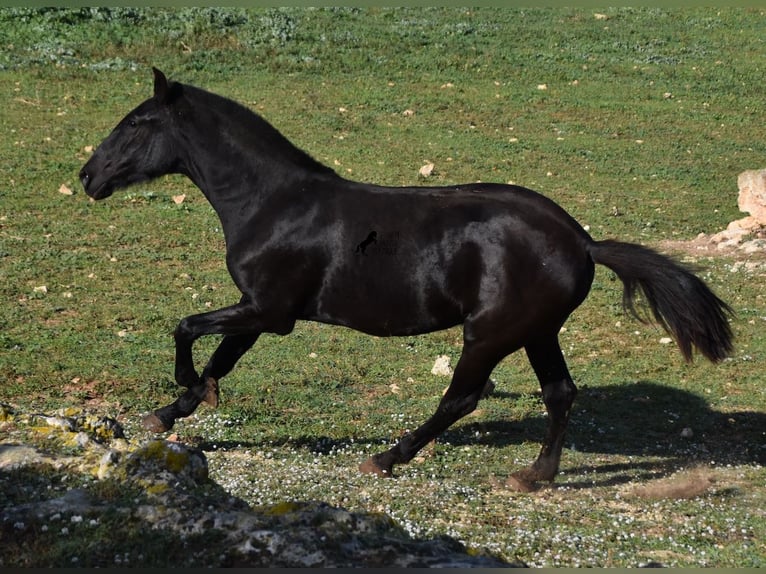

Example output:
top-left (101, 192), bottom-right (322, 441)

top-left (659, 228), bottom-right (766, 263)
top-left (627, 466), bottom-right (717, 500)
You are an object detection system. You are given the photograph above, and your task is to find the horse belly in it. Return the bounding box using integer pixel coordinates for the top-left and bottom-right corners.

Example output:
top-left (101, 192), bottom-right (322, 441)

top-left (309, 256), bottom-right (467, 337)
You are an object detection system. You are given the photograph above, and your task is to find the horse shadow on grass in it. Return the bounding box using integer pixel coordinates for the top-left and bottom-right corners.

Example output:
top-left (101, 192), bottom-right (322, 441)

top-left (193, 380), bottom-right (764, 487)
top-left (439, 380), bottom-right (765, 487)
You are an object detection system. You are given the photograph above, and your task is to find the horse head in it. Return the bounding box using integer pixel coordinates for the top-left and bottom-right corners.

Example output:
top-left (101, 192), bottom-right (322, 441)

top-left (80, 68), bottom-right (187, 200)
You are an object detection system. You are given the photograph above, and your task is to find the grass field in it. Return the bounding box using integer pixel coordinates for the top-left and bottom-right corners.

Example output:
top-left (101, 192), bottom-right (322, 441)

top-left (1, 7), bottom-right (765, 567)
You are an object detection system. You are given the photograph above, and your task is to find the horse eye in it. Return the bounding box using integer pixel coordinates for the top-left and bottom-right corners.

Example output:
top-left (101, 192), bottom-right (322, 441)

top-left (129, 119), bottom-right (137, 127)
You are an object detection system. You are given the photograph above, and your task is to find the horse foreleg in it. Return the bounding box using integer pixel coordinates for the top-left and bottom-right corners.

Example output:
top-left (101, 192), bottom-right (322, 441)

top-left (143, 381), bottom-right (216, 432)
top-left (174, 336), bottom-right (199, 388)
top-left (145, 302), bottom-right (262, 433)
top-left (360, 341), bottom-right (500, 477)
top-left (507, 335), bottom-right (577, 492)
top-left (197, 333), bottom-right (260, 407)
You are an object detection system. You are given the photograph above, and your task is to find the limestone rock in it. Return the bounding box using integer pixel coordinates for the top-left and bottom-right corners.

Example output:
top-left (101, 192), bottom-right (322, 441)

top-left (0, 403), bottom-right (520, 568)
top-left (431, 354), bottom-right (453, 376)
top-left (737, 169), bottom-right (766, 225)
top-left (124, 439), bottom-right (209, 490)
top-left (701, 169), bottom-right (766, 252)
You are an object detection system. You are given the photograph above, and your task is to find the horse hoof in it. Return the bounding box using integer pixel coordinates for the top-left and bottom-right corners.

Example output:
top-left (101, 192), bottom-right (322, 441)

top-left (359, 457), bottom-right (393, 478)
top-left (505, 473), bottom-right (538, 493)
top-left (142, 413), bottom-right (171, 433)
top-left (202, 377), bottom-right (219, 408)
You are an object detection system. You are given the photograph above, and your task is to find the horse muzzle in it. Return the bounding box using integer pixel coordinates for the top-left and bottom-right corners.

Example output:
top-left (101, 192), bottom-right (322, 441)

top-left (79, 165), bottom-right (114, 200)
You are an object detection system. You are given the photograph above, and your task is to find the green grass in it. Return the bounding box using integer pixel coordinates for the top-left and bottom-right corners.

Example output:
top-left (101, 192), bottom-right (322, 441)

top-left (1, 7), bottom-right (765, 567)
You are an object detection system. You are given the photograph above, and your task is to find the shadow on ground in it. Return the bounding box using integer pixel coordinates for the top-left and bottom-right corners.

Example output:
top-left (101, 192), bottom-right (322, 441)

top-left (195, 380), bottom-right (764, 485)
top-left (437, 380), bottom-right (764, 464)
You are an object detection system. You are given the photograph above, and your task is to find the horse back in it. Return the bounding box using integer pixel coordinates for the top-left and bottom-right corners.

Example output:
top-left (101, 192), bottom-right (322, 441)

top-left (268, 183), bottom-right (593, 336)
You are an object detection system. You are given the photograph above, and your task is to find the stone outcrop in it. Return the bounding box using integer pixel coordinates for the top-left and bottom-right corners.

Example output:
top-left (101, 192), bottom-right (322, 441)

top-left (0, 403), bottom-right (519, 568)
top-left (709, 168), bottom-right (766, 252)
top-left (737, 169), bottom-right (766, 225)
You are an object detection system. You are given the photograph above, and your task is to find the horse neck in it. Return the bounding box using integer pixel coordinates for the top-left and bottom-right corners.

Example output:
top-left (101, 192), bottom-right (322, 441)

top-left (175, 110), bottom-right (335, 238)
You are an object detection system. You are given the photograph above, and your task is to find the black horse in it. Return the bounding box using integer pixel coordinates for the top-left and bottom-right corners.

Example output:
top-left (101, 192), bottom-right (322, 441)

top-left (80, 68), bottom-right (733, 491)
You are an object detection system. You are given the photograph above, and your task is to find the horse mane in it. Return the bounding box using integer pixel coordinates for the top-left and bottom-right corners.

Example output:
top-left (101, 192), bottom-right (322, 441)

top-left (181, 82), bottom-right (337, 177)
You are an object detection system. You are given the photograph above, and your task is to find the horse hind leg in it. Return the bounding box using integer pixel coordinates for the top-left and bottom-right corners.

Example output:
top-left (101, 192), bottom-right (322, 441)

top-left (360, 338), bottom-right (506, 477)
top-left (507, 334), bottom-right (577, 492)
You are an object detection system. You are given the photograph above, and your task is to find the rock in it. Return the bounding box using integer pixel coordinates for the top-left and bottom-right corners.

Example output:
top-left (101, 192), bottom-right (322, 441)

top-left (431, 355), bottom-right (453, 377)
top-left (737, 169), bottom-right (766, 225)
top-left (701, 169), bottom-right (766, 251)
top-left (711, 224), bottom-right (749, 246)
top-left (741, 238), bottom-right (766, 254)
top-left (0, 445), bottom-right (47, 470)
top-left (2, 488), bottom-right (99, 520)
top-left (124, 439), bottom-right (209, 488)
top-left (206, 500), bottom-right (515, 567)
top-left (0, 403), bottom-right (520, 568)
top-left (419, 162), bottom-right (435, 177)
top-left (728, 215), bottom-right (762, 232)
top-left (711, 215), bottom-right (762, 246)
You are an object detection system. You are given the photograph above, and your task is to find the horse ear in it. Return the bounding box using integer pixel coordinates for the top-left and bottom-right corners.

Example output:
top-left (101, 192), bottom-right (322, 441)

top-left (153, 67), bottom-right (170, 104)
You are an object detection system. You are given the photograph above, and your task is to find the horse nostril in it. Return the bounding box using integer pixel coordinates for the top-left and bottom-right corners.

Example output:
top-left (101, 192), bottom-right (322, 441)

top-left (79, 169), bottom-right (90, 189)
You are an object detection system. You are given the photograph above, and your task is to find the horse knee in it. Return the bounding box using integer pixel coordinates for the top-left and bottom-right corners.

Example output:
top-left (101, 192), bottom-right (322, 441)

top-left (174, 317), bottom-right (195, 343)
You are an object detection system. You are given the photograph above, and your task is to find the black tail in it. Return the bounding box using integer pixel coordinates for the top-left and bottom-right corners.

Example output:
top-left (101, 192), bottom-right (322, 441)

top-left (589, 239), bottom-right (734, 363)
